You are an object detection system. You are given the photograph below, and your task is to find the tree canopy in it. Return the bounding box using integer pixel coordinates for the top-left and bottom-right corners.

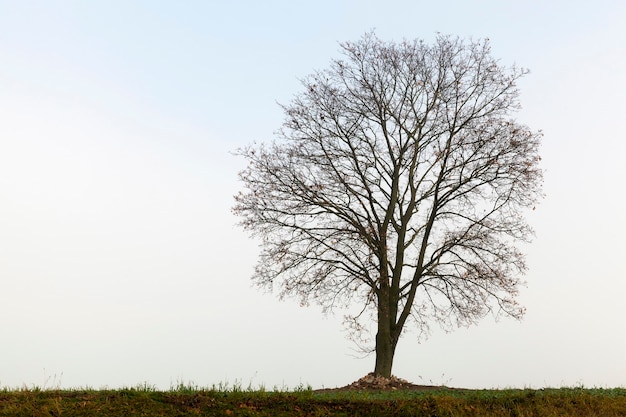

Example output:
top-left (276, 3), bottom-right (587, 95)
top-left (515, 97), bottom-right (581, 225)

top-left (234, 32), bottom-right (543, 378)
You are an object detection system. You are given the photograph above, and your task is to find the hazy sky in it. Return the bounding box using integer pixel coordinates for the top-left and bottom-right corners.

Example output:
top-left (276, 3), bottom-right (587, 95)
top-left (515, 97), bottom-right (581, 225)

top-left (1, 1), bottom-right (625, 390)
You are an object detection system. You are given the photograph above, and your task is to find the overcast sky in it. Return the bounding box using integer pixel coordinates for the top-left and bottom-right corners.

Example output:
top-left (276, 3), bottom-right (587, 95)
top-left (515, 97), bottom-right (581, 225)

top-left (1, 0), bottom-right (625, 390)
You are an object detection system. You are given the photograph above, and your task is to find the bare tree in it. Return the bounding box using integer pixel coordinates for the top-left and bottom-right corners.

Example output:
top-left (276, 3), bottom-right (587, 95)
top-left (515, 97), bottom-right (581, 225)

top-left (233, 33), bottom-right (542, 378)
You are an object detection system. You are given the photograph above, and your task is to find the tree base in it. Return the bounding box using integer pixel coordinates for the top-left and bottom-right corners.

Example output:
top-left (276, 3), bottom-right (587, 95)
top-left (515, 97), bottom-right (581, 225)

top-left (314, 373), bottom-right (457, 392)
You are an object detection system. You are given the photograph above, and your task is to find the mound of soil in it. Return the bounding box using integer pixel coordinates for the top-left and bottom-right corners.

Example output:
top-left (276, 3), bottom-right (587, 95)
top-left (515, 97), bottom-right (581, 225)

top-left (315, 373), bottom-right (451, 393)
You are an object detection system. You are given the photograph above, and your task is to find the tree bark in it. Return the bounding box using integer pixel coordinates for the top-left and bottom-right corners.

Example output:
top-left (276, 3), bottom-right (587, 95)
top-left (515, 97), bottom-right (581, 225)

top-left (374, 286), bottom-right (396, 378)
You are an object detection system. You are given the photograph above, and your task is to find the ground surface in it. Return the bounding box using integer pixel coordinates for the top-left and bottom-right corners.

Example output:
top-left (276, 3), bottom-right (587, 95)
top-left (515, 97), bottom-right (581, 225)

top-left (3, 384), bottom-right (626, 416)
top-left (314, 373), bottom-right (455, 393)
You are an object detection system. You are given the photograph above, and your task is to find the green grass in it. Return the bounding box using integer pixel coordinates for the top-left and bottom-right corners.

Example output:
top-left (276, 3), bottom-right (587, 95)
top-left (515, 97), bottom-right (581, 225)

top-left (2, 384), bottom-right (626, 416)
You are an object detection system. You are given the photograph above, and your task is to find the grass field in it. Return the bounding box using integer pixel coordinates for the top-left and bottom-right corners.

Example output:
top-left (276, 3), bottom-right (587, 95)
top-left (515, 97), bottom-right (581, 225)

top-left (2, 383), bottom-right (626, 416)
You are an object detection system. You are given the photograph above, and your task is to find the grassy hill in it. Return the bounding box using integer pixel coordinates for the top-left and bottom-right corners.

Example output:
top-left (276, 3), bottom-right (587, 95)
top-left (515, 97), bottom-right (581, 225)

top-left (2, 384), bottom-right (626, 416)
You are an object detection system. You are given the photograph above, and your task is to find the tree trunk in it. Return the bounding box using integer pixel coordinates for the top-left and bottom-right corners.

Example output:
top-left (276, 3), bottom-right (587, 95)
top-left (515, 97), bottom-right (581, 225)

top-left (374, 327), bottom-right (395, 378)
top-left (374, 287), bottom-right (396, 378)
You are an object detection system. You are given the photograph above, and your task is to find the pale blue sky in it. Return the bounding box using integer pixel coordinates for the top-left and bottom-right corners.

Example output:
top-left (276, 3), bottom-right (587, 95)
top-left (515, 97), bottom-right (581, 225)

top-left (1, 1), bottom-right (625, 390)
